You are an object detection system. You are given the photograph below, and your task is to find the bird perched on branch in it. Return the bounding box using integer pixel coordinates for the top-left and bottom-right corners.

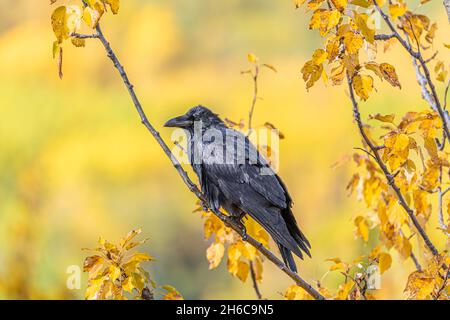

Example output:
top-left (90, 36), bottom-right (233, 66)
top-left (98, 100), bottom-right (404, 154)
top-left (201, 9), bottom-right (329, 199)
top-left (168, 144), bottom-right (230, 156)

top-left (164, 105), bottom-right (310, 272)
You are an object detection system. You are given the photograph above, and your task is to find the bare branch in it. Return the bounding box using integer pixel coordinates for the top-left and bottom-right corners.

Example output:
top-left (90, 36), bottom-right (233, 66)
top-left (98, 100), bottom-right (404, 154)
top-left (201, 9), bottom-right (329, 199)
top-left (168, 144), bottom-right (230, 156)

top-left (374, 34), bottom-right (396, 41)
top-left (410, 251), bottom-right (422, 272)
top-left (249, 261), bottom-right (263, 300)
top-left (248, 64), bottom-right (260, 133)
top-left (445, 0), bottom-right (450, 23)
top-left (88, 23), bottom-right (325, 300)
top-left (438, 166), bottom-right (450, 237)
top-left (347, 74), bottom-right (439, 256)
top-left (70, 33), bottom-right (99, 39)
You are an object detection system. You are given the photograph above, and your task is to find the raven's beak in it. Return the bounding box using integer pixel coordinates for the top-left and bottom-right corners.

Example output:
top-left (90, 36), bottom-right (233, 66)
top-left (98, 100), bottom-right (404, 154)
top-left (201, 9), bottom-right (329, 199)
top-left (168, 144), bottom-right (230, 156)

top-left (164, 114), bottom-right (192, 128)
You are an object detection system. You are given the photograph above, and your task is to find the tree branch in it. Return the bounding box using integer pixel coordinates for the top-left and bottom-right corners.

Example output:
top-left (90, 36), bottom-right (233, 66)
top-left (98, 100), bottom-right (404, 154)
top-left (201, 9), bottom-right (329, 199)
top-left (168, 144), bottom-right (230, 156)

top-left (75, 24), bottom-right (325, 300)
top-left (374, 34), bottom-right (395, 41)
top-left (372, 0), bottom-right (450, 143)
top-left (248, 64), bottom-right (259, 133)
top-left (438, 165), bottom-right (450, 237)
top-left (347, 75), bottom-right (439, 256)
top-left (70, 33), bottom-right (99, 39)
top-left (445, 0), bottom-right (450, 23)
top-left (249, 261), bottom-right (263, 300)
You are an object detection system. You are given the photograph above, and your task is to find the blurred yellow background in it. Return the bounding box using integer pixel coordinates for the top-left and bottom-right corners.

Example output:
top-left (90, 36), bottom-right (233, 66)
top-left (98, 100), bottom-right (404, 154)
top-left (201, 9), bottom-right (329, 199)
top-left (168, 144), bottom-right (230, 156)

top-left (0, 0), bottom-right (448, 299)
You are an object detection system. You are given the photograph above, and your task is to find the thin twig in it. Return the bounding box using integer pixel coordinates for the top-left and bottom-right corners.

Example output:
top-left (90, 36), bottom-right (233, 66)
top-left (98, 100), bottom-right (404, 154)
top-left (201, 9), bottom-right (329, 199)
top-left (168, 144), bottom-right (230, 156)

top-left (398, 229), bottom-right (422, 271)
top-left (70, 33), bottom-right (99, 39)
top-left (410, 251), bottom-right (422, 272)
top-left (444, 79), bottom-right (450, 110)
top-left (353, 147), bottom-right (377, 160)
top-left (248, 64), bottom-right (260, 133)
top-left (424, 51), bottom-right (439, 64)
top-left (249, 261), bottom-right (263, 300)
top-left (347, 74), bottom-right (439, 256)
top-left (438, 165), bottom-right (450, 237)
top-left (374, 34), bottom-right (396, 40)
top-left (77, 23), bottom-right (325, 300)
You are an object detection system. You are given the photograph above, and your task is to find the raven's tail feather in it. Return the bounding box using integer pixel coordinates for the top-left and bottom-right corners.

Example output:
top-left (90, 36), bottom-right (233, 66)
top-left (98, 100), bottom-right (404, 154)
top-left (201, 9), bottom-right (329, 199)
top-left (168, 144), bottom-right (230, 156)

top-left (277, 243), bottom-right (298, 273)
top-left (282, 208), bottom-right (312, 258)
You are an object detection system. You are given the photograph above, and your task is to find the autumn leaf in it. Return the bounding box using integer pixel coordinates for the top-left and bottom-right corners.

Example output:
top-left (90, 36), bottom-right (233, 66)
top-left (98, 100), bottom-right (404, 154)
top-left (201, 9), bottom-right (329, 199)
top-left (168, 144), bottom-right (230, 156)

top-left (206, 242), bottom-right (225, 269)
top-left (247, 53), bottom-right (258, 63)
top-left (369, 113), bottom-right (395, 123)
top-left (309, 9), bottom-right (341, 37)
top-left (378, 252), bottom-right (392, 274)
top-left (435, 61), bottom-right (448, 83)
top-left (343, 31), bottom-right (363, 54)
top-left (353, 12), bottom-right (374, 44)
top-left (162, 285), bottom-right (184, 300)
top-left (331, 0), bottom-right (348, 11)
top-left (404, 271), bottom-right (435, 299)
top-left (354, 215), bottom-right (369, 242)
top-left (83, 6), bottom-right (102, 28)
top-left (353, 74), bottom-right (374, 101)
top-left (380, 63), bottom-right (401, 88)
top-left (284, 285), bottom-right (313, 300)
top-left (389, 1), bottom-right (407, 20)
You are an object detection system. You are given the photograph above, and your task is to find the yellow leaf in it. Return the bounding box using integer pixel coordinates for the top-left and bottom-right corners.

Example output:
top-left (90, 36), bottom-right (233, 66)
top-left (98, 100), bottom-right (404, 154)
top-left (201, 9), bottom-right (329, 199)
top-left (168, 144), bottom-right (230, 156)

top-left (380, 63), bottom-right (401, 88)
top-left (389, 1), bottom-right (407, 20)
top-left (331, 0), bottom-right (348, 11)
top-left (343, 31), bottom-right (363, 54)
top-left (130, 272), bottom-right (145, 291)
top-left (284, 285), bottom-right (313, 300)
top-left (353, 74), bottom-right (373, 101)
top-left (235, 261), bottom-right (250, 282)
top-left (206, 242), bottom-right (225, 269)
top-left (312, 49), bottom-right (328, 64)
top-left (109, 265), bottom-right (122, 282)
top-left (404, 271), bottom-right (435, 299)
top-left (293, 0), bottom-right (306, 8)
top-left (83, 255), bottom-right (104, 272)
top-left (71, 37), bottom-right (85, 47)
top-left (122, 277), bottom-right (134, 293)
top-left (83, 6), bottom-right (102, 28)
top-left (104, 0), bottom-right (120, 14)
top-left (336, 280), bottom-right (354, 300)
top-left (378, 252), bottom-right (392, 274)
top-left (301, 60), bottom-right (323, 89)
top-left (353, 12), bottom-right (374, 43)
top-left (247, 53), bottom-right (258, 63)
top-left (369, 113), bottom-right (395, 123)
top-left (395, 235), bottom-right (412, 260)
top-left (119, 228), bottom-right (142, 248)
top-left (162, 285), bottom-right (184, 300)
top-left (354, 215), bottom-right (369, 242)
top-left (307, 0), bottom-right (325, 10)
top-left (435, 61), bottom-right (448, 83)
top-left (330, 62), bottom-right (346, 85)
top-left (125, 252), bottom-right (153, 264)
top-left (51, 6), bottom-right (69, 43)
top-left (364, 62), bottom-right (383, 80)
top-left (85, 277), bottom-right (106, 300)
top-left (310, 9), bottom-right (341, 37)
top-left (425, 23), bottom-right (437, 44)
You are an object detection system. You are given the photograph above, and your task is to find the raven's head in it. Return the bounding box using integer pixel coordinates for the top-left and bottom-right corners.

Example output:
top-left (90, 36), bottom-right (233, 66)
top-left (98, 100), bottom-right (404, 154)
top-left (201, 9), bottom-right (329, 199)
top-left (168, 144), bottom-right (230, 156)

top-left (164, 105), bottom-right (223, 130)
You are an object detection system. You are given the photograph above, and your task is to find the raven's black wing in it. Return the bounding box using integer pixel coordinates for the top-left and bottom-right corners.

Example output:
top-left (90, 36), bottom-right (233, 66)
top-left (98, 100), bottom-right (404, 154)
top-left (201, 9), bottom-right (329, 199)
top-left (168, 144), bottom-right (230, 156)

top-left (199, 128), bottom-right (308, 259)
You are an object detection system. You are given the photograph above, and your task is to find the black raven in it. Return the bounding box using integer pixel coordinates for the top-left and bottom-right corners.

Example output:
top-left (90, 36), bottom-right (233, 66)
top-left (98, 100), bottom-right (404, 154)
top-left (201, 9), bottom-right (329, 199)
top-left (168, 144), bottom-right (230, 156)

top-left (164, 106), bottom-right (310, 272)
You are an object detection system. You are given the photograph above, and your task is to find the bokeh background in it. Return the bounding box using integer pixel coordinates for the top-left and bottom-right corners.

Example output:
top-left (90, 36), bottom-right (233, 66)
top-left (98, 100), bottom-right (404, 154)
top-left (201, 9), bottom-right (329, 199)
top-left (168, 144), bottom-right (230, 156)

top-left (0, 0), bottom-right (448, 299)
